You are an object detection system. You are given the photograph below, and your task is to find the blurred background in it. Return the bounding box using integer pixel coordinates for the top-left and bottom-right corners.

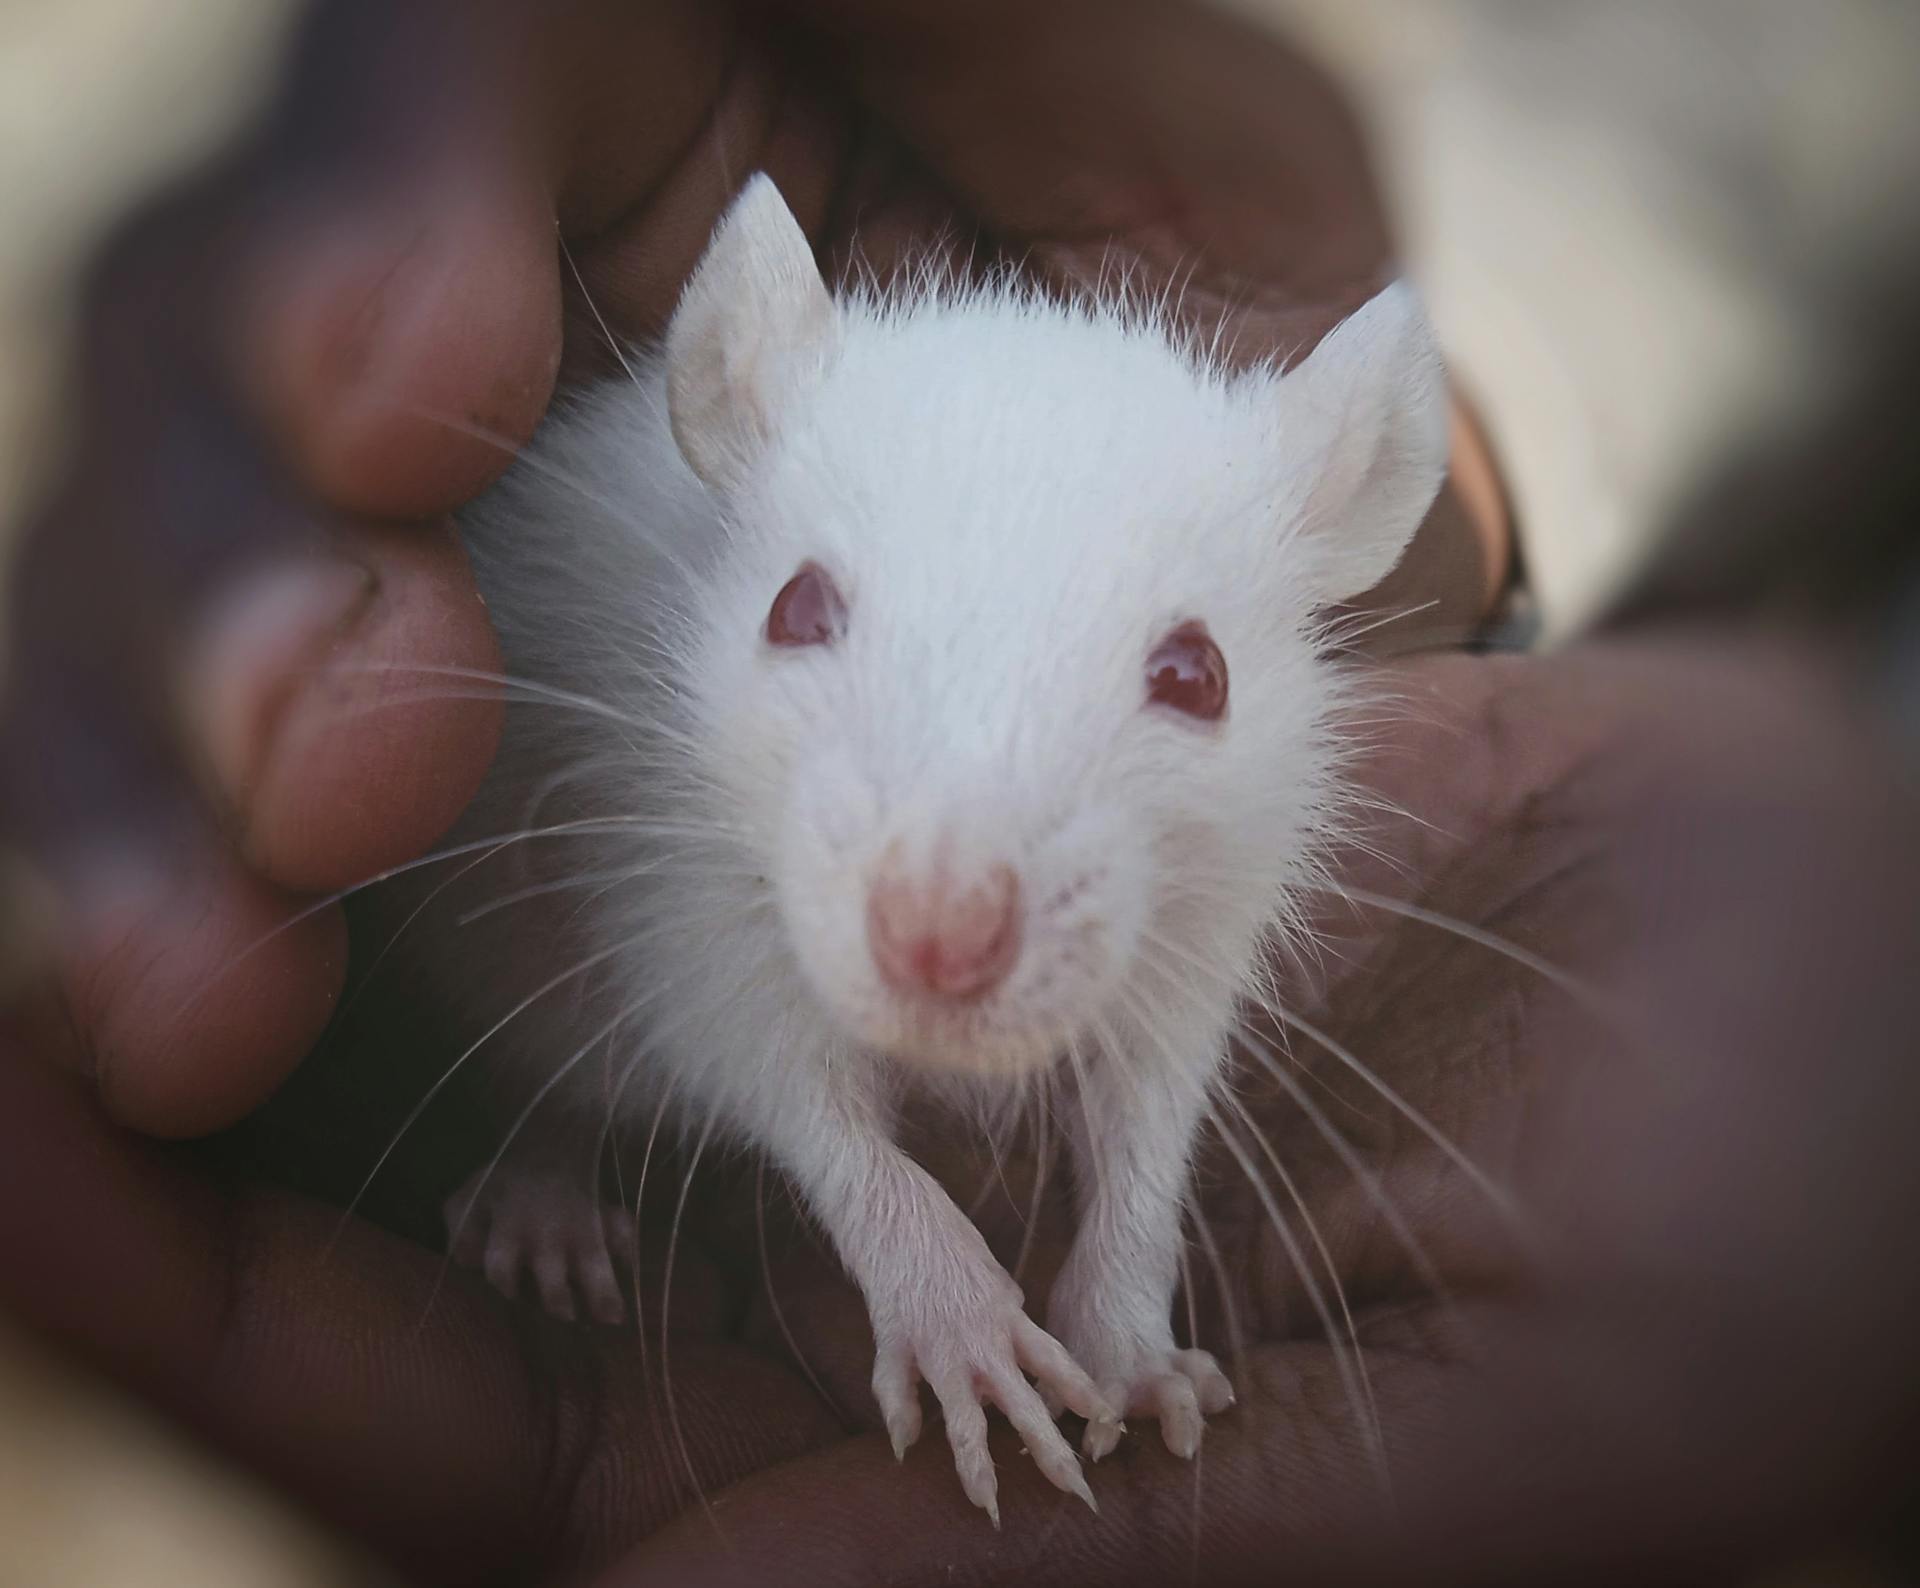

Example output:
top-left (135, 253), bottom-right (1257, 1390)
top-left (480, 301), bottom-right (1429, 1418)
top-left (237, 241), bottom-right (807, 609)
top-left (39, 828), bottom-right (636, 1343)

top-left (5, 0), bottom-right (1919, 629)
top-left (1, 0), bottom-right (1917, 1580)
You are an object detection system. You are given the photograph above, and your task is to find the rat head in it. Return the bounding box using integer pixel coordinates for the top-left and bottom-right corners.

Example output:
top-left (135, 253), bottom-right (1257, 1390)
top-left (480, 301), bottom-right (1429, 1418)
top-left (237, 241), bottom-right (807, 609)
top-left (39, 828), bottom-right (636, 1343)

top-left (667, 176), bottom-right (1447, 1078)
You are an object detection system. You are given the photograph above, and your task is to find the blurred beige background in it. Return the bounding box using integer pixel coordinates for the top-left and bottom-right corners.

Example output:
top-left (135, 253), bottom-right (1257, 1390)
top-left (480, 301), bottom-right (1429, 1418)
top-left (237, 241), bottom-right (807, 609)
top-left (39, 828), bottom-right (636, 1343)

top-left (4, 0), bottom-right (1918, 629)
top-left (1, 0), bottom-right (1917, 1579)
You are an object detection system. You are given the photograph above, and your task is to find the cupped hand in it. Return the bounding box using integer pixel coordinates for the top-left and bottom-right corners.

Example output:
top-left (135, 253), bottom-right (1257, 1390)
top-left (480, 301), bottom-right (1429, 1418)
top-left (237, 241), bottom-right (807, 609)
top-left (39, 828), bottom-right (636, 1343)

top-left (5, 632), bottom-right (1915, 1587)
top-left (0, 0), bottom-right (1500, 1145)
top-left (606, 633), bottom-right (1920, 1587)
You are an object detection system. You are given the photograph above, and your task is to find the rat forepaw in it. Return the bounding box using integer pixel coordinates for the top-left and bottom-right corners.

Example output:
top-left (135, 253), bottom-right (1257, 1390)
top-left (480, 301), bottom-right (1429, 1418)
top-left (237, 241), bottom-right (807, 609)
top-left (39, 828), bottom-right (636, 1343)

top-left (871, 1283), bottom-right (1116, 1524)
top-left (444, 1164), bottom-right (635, 1326)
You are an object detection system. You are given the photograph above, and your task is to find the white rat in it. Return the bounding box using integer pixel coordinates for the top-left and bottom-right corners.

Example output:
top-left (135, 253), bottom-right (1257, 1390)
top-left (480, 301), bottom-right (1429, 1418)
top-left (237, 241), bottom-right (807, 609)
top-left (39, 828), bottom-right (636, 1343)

top-left (396, 173), bottom-right (1447, 1521)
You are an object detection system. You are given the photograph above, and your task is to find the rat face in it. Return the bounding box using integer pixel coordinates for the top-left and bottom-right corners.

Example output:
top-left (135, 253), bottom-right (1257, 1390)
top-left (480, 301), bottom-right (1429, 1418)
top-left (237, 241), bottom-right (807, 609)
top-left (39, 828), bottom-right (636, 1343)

top-left (666, 177), bottom-right (1447, 1078)
top-left (739, 550), bottom-right (1257, 1076)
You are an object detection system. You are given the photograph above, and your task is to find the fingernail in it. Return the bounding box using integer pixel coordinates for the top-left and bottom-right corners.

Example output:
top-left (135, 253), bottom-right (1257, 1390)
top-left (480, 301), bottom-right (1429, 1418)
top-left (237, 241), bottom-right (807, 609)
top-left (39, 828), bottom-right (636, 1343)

top-left (183, 555), bottom-right (379, 834)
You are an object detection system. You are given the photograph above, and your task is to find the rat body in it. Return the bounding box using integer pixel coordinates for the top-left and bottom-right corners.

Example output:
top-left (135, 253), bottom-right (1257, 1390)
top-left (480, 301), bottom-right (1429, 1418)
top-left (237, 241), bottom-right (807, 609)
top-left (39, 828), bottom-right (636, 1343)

top-left (393, 175), bottom-right (1447, 1518)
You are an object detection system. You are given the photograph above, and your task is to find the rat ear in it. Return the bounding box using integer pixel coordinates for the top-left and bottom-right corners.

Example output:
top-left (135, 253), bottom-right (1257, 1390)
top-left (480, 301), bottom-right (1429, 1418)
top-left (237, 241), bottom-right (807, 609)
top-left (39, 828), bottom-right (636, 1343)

top-left (666, 174), bottom-right (841, 493)
top-left (1273, 281), bottom-right (1449, 604)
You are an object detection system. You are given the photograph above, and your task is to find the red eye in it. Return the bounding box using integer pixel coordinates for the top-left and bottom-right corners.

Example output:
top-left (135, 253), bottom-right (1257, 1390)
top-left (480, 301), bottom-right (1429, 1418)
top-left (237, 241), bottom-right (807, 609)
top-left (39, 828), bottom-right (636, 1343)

top-left (1145, 621), bottom-right (1228, 722)
top-left (765, 561), bottom-right (847, 647)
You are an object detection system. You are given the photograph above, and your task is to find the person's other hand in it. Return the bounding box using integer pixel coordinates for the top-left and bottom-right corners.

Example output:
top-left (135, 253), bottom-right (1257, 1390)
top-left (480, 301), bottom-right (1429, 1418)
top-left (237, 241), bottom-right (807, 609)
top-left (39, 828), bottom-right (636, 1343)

top-left (6, 633), bottom-right (1914, 1586)
top-left (611, 632), bottom-right (1920, 1586)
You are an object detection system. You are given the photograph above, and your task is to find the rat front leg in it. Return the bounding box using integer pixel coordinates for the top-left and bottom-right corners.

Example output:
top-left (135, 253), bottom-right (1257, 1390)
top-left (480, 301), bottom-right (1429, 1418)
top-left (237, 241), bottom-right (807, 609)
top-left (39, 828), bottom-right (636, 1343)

top-left (1048, 1017), bottom-right (1235, 1461)
top-left (754, 1055), bottom-right (1117, 1523)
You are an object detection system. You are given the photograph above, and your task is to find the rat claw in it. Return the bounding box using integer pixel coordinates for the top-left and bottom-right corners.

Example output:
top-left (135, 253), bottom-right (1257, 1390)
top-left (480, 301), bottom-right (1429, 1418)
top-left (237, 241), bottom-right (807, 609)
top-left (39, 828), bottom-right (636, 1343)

top-left (1083, 1416), bottom-right (1125, 1462)
top-left (1155, 1373), bottom-right (1204, 1460)
top-left (1173, 1348), bottom-right (1235, 1415)
top-left (873, 1344), bottom-right (922, 1458)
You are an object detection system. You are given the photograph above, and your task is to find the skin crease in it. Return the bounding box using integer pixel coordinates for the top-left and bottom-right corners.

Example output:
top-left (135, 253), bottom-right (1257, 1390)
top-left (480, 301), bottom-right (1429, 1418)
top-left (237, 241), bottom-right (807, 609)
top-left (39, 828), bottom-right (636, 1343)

top-left (16, 0), bottom-right (1913, 1583)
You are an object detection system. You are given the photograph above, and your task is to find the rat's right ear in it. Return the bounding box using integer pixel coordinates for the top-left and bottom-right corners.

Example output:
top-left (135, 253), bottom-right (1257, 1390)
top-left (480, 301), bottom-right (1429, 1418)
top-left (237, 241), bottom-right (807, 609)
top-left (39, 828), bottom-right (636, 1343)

top-left (666, 174), bottom-right (841, 493)
top-left (1269, 280), bottom-right (1449, 606)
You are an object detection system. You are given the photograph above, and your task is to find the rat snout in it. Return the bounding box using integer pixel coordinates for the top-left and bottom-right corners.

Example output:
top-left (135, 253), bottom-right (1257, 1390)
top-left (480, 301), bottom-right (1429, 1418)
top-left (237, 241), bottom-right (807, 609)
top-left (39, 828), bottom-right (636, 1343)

top-left (866, 855), bottom-right (1022, 1002)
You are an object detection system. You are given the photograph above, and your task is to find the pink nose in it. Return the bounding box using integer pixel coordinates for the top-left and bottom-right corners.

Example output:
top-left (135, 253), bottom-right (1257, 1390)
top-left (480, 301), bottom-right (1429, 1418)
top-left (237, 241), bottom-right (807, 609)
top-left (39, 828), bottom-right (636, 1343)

top-left (867, 862), bottom-right (1023, 1001)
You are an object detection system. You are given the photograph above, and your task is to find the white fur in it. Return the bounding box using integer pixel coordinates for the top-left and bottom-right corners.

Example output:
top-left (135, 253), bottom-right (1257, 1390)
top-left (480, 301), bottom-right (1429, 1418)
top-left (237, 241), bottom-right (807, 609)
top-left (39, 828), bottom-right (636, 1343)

top-left (399, 173), bottom-right (1448, 1515)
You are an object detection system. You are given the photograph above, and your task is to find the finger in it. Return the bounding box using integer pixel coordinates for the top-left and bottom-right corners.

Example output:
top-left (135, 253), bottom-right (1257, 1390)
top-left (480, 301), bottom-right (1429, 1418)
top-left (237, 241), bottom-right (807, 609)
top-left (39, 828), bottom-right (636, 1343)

top-left (231, 0), bottom-right (563, 521)
top-left (982, 1365), bottom-right (1094, 1512)
top-left (0, 1050), bottom-right (841, 1583)
top-left (778, 0), bottom-right (1506, 639)
top-left (49, 819), bottom-right (346, 1139)
top-left (20, 520), bottom-right (501, 1136)
top-left (610, 1340), bottom-right (1434, 1588)
top-left (185, 523), bottom-right (504, 894)
top-left (781, 0), bottom-right (1385, 339)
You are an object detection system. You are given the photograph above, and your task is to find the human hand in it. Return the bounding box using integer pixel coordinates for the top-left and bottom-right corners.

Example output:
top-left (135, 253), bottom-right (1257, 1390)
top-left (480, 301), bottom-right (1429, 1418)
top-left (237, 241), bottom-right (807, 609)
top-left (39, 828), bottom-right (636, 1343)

top-left (0, 0), bottom-right (1502, 1147)
top-left (603, 633), bottom-right (1920, 1586)
top-left (7, 630), bottom-right (1914, 1586)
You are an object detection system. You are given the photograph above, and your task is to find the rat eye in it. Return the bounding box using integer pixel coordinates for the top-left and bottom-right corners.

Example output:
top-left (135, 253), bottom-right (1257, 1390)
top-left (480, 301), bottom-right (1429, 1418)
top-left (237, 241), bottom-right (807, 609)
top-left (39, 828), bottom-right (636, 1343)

top-left (765, 561), bottom-right (847, 647)
top-left (1145, 621), bottom-right (1228, 722)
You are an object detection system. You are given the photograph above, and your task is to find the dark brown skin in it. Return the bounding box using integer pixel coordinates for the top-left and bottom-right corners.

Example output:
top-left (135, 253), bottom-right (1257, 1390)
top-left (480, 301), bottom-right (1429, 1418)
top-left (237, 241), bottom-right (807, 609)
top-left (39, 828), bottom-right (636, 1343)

top-left (4, 636), bottom-right (1918, 1588)
top-left (0, 0), bottom-right (1500, 1145)
top-left (10, 1), bottom-right (1916, 1584)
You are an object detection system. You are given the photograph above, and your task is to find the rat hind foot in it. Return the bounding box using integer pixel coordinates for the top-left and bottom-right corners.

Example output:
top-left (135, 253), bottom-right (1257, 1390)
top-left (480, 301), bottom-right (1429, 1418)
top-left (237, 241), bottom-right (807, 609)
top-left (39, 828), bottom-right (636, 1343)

top-left (1065, 1333), bottom-right (1234, 1461)
top-left (445, 1163), bottom-right (636, 1325)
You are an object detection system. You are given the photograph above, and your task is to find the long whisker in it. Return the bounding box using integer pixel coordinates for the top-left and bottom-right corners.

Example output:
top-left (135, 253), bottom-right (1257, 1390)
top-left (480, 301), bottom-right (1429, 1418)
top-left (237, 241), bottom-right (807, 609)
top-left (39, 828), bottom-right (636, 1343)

top-left (1230, 1017), bottom-right (1452, 1310)
top-left (323, 661), bottom-right (659, 737)
top-left (451, 851), bottom-right (761, 929)
top-left (340, 936), bottom-right (636, 1255)
top-left (754, 1156), bottom-right (843, 1418)
top-left (660, 1102), bottom-right (725, 1537)
top-left (433, 982), bottom-right (677, 1305)
top-left (561, 232), bottom-right (639, 388)
top-left (335, 831), bottom-right (527, 1022)
top-left (1177, 1236), bottom-right (1206, 1588)
top-left (168, 816), bottom-right (671, 1029)
top-left (1217, 1086), bottom-right (1385, 1481)
top-left (621, 1069), bottom-right (686, 1508)
top-left (1112, 980), bottom-right (1388, 1488)
top-left (1312, 881), bottom-right (1618, 1018)
top-left (1198, 1091), bottom-right (1390, 1494)
top-left (1009, 1086), bottom-right (1051, 1292)
top-left (402, 407), bottom-right (706, 586)
top-left (1267, 1003), bottom-right (1534, 1242)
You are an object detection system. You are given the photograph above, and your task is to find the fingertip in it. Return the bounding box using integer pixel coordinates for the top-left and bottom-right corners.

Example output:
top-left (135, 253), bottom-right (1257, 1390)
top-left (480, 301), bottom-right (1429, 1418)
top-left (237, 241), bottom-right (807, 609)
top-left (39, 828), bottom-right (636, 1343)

top-left (241, 172), bottom-right (561, 521)
top-left (57, 846), bottom-right (347, 1138)
top-left (188, 520), bottom-right (504, 895)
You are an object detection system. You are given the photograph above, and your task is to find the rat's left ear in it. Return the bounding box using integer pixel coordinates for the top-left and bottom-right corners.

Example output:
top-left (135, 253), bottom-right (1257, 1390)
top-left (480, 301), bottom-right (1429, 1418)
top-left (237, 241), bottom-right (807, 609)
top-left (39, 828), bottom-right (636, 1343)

top-left (1272, 281), bottom-right (1449, 605)
top-left (666, 174), bottom-right (841, 493)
